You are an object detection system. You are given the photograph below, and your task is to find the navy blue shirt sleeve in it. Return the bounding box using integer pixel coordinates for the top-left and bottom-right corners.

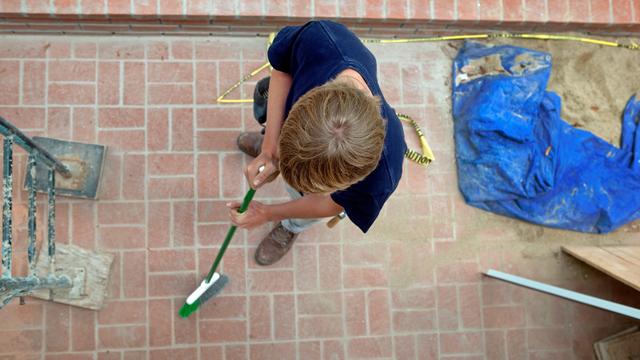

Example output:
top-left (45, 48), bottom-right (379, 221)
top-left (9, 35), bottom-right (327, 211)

top-left (330, 127), bottom-right (404, 233)
top-left (331, 189), bottom-right (381, 233)
top-left (267, 25), bottom-right (305, 73)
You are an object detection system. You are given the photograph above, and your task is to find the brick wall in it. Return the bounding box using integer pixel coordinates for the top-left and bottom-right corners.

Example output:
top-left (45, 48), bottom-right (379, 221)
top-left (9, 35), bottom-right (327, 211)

top-left (0, 0), bottom-right (638, 35)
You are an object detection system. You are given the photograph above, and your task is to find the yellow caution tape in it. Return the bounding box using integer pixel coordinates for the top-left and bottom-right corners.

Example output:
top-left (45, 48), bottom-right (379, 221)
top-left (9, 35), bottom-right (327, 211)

top-left (398, 113), bottom-right (435, 166)
top-left (215, 32), bottom-right (277, 103)
top-left (215, 61), bottom-right (271, 103)
top-left (364, 34), bottom-right (491, 43)
top-left (362, 32), bottom-right (640, 50)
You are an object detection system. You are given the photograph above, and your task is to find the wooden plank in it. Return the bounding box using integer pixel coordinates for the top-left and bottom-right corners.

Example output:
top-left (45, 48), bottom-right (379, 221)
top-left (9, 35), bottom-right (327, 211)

top-left (599, 247), bottom-right (640, 274)
top-left (564, 246), bottom-right (640, 292)
top-left (606, 246), bottom-right (640, 264)
top-left (601, 247), bottom-right (640, 287)
top-left (484, 270), bottom-right (640, 320)
top-left (562, 246), bottom-right (640, 292)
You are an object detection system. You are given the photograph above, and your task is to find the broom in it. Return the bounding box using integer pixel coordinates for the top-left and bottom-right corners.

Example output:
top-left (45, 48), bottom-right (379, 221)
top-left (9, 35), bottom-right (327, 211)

top-left (178, 186), bottom-right (257, 318)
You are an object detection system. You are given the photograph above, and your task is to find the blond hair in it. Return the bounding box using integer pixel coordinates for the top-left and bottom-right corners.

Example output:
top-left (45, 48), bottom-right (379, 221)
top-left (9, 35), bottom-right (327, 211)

top-left (278, 80), bottom-right (385, 194)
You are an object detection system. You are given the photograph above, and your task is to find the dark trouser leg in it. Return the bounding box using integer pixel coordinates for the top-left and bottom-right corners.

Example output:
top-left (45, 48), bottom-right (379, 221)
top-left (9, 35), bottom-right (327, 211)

top-left (236, 77), bottom-right (270, 157)
top-left (253, 77), bottom-right (270, 134)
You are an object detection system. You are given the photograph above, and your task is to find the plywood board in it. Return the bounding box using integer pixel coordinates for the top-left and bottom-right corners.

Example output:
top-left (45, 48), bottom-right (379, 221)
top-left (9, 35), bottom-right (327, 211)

top-left (562, 246), bottom-right (640, 292)
top-left (595, 329), bottom-right (640, 360)
top-left (31, 243), bottom-right (114, 310)
top-left (594, 326), bottom-right (639, 359)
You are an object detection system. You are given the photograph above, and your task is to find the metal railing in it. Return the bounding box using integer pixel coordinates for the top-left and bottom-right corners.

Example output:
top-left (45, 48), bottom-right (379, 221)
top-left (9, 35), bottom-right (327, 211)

top-left (0, 116), bottom-right (73, 308)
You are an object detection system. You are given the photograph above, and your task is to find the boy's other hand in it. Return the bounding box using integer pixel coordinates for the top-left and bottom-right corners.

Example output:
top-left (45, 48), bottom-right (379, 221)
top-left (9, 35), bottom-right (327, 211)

top-left (246, 153), bottom-right (279, 189)
top-left (227, 200), bottom-right (270, 229)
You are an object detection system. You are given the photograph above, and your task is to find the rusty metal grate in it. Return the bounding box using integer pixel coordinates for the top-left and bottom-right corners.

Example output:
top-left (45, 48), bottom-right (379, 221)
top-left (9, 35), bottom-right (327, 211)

top-left (0, 116), bottom-right (73, 308)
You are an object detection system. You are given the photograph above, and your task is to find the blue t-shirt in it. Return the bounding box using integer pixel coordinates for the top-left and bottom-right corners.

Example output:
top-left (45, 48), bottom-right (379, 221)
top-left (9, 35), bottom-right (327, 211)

top-left (268, 20), bottom-right (407, 233)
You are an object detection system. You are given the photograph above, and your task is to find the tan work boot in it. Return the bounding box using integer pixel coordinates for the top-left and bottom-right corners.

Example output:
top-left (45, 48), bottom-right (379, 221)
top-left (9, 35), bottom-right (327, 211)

top-left (236, 131), bottom-right (263, 158)
top-left (255, 222), bottom-right (298, 266)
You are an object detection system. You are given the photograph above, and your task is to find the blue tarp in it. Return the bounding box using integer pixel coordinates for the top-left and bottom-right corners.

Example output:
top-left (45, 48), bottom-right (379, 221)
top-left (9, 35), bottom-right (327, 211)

top-left (452, 42), bottom-right (640, 233)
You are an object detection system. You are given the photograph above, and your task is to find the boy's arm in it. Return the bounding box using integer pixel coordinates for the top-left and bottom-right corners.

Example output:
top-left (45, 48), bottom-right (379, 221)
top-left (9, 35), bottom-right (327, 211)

top-left (246, 69), bottom-right (293, 188)
top-left (228, 193), bottom-right (344, 229)
top-left (267, 194), bottom-right (344, 222)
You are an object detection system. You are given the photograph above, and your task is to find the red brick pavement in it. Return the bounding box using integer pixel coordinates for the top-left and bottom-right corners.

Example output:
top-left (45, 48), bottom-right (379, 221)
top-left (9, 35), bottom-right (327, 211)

top-left (0, 30), bottom-right (639, 359)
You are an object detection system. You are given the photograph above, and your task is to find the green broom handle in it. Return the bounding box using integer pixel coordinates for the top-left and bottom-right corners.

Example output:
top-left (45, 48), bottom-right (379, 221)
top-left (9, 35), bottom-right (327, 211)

top-left (205, 188), bottom-right (256, 282)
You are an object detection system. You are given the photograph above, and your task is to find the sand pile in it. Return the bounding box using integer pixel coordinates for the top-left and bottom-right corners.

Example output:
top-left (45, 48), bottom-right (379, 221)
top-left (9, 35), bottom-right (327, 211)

top-left (492, 37), bottom-right (640, 146)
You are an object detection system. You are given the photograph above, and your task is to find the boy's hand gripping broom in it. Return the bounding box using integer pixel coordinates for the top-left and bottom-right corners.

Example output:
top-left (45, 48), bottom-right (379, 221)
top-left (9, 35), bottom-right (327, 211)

top-left (178, 187), bottom-right (257, 318)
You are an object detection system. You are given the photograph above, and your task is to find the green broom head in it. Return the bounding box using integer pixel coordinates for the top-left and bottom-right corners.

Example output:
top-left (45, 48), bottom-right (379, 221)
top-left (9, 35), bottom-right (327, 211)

top-left (178, 273), bottom-right (229, 319)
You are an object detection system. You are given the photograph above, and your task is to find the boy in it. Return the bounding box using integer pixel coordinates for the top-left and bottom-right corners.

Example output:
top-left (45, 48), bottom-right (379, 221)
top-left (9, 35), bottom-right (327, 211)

top-left (227, 20), bottom-right (407, 266)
